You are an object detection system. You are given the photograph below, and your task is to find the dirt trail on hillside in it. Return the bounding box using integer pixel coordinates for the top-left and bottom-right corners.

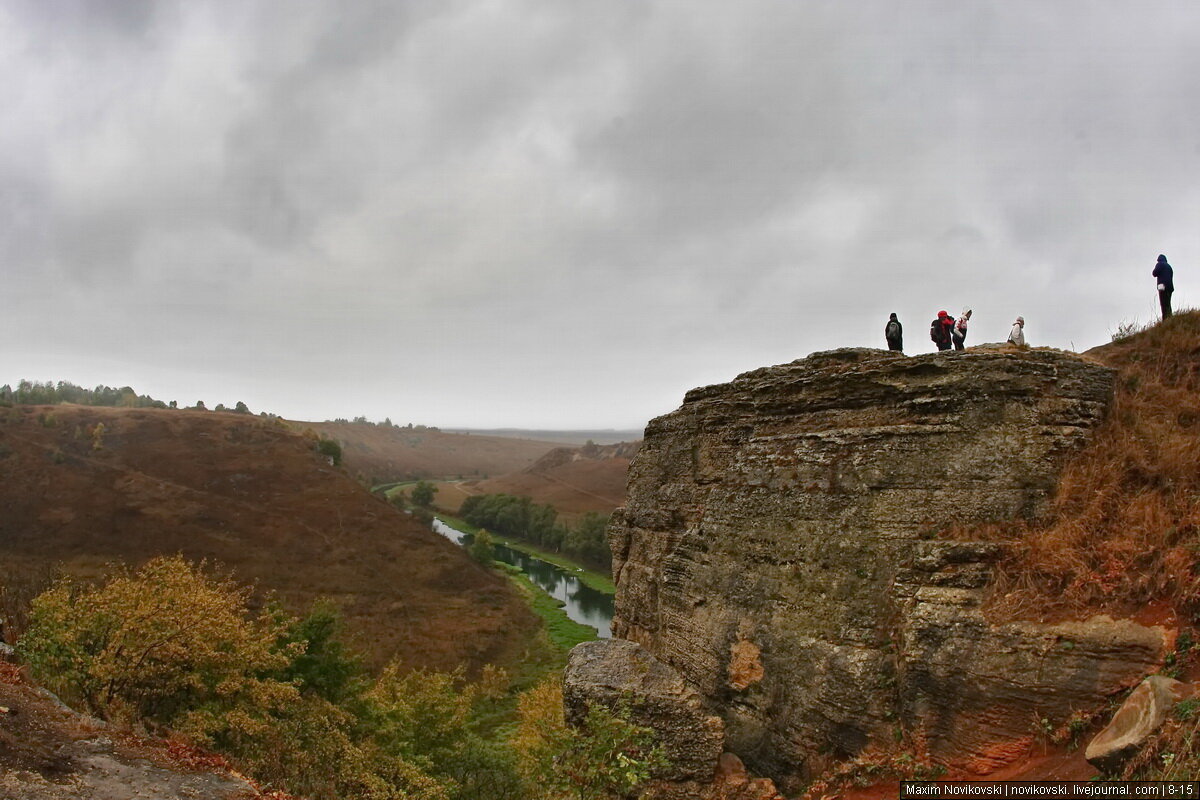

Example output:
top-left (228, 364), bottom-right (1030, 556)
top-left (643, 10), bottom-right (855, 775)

top-left (0, 665), bottom-right (260, 800)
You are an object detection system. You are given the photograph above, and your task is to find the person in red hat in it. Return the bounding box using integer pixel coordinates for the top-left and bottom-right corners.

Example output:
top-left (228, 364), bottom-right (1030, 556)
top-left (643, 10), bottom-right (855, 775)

top-left (929, 310), bottom-right (955, 351)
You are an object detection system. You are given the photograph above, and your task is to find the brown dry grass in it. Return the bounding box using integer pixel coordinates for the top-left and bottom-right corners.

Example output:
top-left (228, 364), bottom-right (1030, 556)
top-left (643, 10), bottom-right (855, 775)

top-left (0, 405), bottom-right (538, 674)
top-left (970, 311), bottom-right (1200, 620)
top-left (300, 421), bottom-right (558, 483)
top-left (469, 442), bottom-right (639, 520)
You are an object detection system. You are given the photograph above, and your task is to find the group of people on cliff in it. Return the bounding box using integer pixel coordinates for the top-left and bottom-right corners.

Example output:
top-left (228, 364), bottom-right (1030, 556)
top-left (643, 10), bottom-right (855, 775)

top-left (884, 309), bottom-right (1022, 352)
top-left (884, 254), bottom-right (1175, 353)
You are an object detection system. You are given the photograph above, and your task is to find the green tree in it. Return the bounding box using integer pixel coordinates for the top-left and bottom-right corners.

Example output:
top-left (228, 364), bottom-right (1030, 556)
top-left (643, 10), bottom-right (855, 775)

top-left (469, 529), bottom-right (494, 565)
top-left (276, 600), bottom-right (366, 706)
top-left (317, 438), bottom-right (343, 466)
top-left (411, 507), bottom-right (435, 529)
top-left (411, 480), bottom-right (437, 508)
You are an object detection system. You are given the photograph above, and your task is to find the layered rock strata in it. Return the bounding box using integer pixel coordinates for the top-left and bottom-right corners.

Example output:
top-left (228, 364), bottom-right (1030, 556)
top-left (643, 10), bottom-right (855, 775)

top-left (592, 348), bottom-right (1167, 788)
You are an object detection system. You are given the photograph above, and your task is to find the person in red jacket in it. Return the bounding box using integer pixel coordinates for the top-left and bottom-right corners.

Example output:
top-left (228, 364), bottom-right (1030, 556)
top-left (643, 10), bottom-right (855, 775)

top-left (930, 310), bottom-right (954, 351)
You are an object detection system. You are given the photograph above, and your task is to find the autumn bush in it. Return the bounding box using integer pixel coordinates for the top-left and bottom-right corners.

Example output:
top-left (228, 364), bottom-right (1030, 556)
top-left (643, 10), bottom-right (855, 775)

top-left (15, 556), bottom-right (473, 798)
top-left (15, 555), bottom-right (661, 800)
top-left (513, 679), bottom-right (667, 800)
top-left (976, 311), bottom-right (1200, 619)
top-left (19, 555), bottom-right (296, 725)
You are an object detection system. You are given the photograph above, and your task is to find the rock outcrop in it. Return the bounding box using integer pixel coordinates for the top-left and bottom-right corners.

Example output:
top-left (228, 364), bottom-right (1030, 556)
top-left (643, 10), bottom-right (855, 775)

top-left (582, 347), bottom-right (1169, 790)
top-left (1085, 676), bottom-right (1197, 773)
top-left (564, 640), bottom-right (725, 782)
top-left (0, 663), bottom-right (262, 800)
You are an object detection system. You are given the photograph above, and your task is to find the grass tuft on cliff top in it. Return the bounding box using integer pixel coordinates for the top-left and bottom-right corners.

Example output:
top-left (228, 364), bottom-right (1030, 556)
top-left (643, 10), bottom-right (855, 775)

top-left (969, 310), bottom-right (1200, 621)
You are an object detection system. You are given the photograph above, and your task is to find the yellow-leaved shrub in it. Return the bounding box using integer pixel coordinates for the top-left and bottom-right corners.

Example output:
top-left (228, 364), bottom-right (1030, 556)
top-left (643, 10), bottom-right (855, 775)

top-left (19, 555), bottom-right (295, 725)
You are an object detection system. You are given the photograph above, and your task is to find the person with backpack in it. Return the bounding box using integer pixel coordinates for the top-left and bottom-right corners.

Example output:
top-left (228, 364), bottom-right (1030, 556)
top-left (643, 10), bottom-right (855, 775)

top-left (1153, 254), bottom-right (1174, 319)
top-left (1007, 316), bottom-right (1026, 347)
top-left (885, 313), bottom-right (903, 352)
top-left (930, 310), bottom-right (954, 351)
top-left (952, 308), bottom-right (972, 351)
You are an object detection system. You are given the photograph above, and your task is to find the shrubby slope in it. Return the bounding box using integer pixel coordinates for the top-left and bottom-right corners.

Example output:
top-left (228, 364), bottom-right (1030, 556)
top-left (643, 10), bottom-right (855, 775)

top-left (0, 404), bottom-right (536, 672)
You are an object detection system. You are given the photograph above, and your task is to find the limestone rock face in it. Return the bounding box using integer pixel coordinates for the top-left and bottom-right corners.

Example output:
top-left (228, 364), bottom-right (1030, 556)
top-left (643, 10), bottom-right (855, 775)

top-left (608, 348), bottom-right (1167, 786)
top-left (563, 639), bottom-right (725, 782)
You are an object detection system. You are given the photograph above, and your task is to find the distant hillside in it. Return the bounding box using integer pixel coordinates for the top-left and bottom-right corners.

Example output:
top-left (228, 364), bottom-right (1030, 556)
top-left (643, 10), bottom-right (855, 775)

top-left (0, 405), bottom-right (537, 673)
top-left (444, 428), bottom-right (644, 446)
top-left (466, 440), bottom-right (641, 518)
top-left (300, 421), bottom-right (559, 484)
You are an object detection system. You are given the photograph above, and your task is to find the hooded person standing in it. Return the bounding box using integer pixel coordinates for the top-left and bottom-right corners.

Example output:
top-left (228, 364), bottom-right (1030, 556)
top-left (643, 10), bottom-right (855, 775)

top-left (952, 308), bottom-right (972, 351)
top-left (885, 313), bottom-right (903, 352)
top-left (1008, 316), bottom-right (1026, 347)
top-left (930, 310), bottom-right (954, 351)
top-left (1153, 254), bottom-right (1174, 319)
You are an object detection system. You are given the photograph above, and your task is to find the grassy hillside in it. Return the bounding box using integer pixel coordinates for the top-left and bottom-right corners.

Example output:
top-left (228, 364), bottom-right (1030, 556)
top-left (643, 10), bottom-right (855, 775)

top-left (466, 440), bottom-right (640, 520)
top-left (955, 311), bottom-right (1200, 624)
top-left (299, 420), bottom-right (559, 484)
top-left (0, 405), bottom-right (537, 673)
top-left (444, 427), bottom-right (644, 445)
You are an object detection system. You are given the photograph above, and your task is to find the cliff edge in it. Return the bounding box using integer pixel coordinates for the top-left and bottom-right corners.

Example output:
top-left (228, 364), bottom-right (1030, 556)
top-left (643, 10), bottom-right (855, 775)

top-left (570, 346), bottom-right (1170, 792)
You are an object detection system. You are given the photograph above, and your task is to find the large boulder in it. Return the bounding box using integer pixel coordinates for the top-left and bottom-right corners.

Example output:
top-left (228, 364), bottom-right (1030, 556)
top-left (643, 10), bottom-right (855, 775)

top-left (563, 639), bottom-right (725, 782)
top-left (1085, 676), bottom-right (1197, 774)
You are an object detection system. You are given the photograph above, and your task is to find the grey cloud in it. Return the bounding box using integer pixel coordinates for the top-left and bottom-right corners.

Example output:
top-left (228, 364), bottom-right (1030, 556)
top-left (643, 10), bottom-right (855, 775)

top-left (2, 1), bottom-right (1198, 427)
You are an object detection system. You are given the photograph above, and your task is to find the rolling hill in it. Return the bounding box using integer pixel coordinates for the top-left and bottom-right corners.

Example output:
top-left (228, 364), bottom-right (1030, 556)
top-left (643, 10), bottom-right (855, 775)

top-left (461, 440), bottom-right (640, 519)
top-left (299, 420), bottom-right (560, 484)
top-left (0, 405), bottom-right (537, 673)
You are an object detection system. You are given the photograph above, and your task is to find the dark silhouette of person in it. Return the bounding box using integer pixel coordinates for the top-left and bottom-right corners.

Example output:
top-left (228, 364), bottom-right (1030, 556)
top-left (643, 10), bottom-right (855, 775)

top-left (885, 313), bottom-right (903, 351)
top-left (930, 310), bottom-right (954, 351)
top-left (1153, 254), bottom-right (1174, 319)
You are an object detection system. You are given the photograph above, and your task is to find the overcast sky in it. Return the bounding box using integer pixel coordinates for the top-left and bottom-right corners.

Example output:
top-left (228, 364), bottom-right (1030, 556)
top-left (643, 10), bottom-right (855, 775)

top-left (3, 1), bottom-right (1198, 428)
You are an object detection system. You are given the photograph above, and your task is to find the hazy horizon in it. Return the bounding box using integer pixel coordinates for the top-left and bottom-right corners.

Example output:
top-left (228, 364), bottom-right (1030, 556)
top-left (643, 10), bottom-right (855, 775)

top-left (4, 1), bottom-right (1197, 428)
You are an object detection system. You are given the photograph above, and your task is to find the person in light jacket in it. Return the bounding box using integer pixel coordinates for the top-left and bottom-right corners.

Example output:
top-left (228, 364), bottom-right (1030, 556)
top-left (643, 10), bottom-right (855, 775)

top-left (1007, 316), bottom-right (1026, 347)
top-left (1153, 254), bottom-right (1174, 319)
top-left (952, 308), bottom-right (972, 351)
top-left (885, 313), bottom-right (903, 352)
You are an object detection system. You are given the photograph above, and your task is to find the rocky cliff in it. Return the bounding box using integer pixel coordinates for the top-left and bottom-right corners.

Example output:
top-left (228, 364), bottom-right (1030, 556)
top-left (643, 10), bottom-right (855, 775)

top-left (570, 347), bottom-right (1170, 792)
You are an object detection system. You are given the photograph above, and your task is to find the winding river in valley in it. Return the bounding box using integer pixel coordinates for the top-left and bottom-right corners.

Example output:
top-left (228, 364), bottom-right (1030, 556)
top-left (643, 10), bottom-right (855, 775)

top-left (432, 518), bottom-right (613, 638)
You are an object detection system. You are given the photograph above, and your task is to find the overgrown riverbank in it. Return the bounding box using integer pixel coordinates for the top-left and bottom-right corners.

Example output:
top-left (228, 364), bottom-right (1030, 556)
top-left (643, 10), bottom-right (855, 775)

top-left (433, 515), bottom-right (606, 653)
top-left (436, 513), bottom-right (615, 595)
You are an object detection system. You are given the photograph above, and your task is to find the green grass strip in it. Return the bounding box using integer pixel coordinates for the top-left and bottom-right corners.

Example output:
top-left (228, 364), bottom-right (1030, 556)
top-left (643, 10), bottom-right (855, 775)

top-left (434, 513), bottom-right (616, 595)
top-left (497, 563), bottom-right (598, 652)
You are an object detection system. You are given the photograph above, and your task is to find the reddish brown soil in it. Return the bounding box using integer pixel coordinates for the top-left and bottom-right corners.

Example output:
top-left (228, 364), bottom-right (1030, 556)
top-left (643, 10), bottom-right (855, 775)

top-left (0, 405), bottom-right (537, 674)
top-left (300, 421), bottom-right (559, 484)
top-left (828, 745), bottom-right (1099, 800)
top-left (465, 441), bottom-right (639, 519)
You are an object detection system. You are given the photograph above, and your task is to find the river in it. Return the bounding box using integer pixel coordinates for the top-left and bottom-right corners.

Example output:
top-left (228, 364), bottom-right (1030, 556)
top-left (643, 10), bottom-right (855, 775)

top-left (432, 518), bottom-right (613, 639)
